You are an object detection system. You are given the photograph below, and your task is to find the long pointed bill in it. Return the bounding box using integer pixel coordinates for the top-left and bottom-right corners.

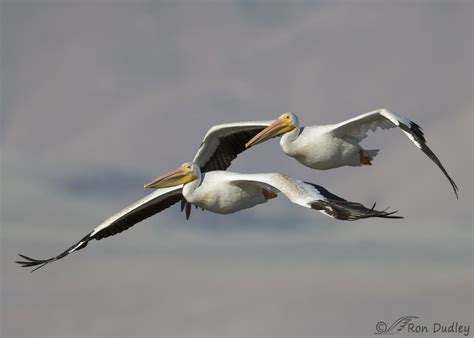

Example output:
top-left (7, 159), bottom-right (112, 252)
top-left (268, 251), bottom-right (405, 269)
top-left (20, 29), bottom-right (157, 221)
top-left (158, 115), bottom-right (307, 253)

top-left (144, 167), bottom-right (195, 189)
top-left (245, 119), bottom-right (290, 148)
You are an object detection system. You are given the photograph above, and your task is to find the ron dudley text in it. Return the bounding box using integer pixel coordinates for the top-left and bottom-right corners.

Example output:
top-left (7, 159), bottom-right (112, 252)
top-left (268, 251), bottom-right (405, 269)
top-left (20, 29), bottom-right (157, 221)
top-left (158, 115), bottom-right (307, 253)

top-left (407, 321), bottom-right (470, 336)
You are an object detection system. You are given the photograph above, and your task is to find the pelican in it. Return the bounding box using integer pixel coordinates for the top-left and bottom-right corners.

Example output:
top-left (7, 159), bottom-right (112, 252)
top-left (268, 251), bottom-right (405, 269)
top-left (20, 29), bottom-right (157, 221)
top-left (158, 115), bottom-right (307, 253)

top-left (17, 162), bottom-right (400, 271)
top-left (244, 109), bottom-right (458, 198)
top-left (15, 121), bottom-right (279, 271)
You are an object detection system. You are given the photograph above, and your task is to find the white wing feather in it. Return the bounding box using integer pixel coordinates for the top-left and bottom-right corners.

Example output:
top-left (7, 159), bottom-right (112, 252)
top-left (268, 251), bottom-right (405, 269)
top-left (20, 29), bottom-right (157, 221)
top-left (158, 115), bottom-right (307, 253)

top-left (228, 173), bottom-right (401, 220)
top-left (328, 108), bottom-right (458, 197)
top-left (329, 108), bottom-right (410, 143)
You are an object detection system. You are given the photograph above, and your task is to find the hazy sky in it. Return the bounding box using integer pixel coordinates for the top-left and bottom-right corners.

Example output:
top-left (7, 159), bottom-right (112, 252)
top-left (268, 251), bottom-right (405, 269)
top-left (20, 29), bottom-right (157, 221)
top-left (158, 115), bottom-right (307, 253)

top-left (1, 1), bottom-right (472, 337)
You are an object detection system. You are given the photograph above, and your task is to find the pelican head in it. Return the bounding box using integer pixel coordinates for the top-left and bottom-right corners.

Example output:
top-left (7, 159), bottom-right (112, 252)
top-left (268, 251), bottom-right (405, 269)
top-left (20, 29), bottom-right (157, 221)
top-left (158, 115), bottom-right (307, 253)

top-left (245, 112), bottom-right (299, 148)
top-left (144, 162), bottom-right (200, 189)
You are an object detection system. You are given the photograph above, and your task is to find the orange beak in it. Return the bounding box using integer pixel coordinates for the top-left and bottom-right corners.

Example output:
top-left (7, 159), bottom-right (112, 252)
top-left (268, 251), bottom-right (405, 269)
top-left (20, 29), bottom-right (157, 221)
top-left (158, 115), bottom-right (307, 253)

top-left (245, 119), bottom-right (292, 148)
top-left (144, 167), bottom-right (194, 189)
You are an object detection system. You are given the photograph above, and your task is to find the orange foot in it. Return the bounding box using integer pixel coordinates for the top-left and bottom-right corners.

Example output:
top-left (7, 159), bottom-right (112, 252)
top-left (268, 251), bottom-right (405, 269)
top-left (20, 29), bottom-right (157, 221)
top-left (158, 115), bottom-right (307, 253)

top-left (359, 149), bottom-right (372, 165)
top-left (262, 189), bottom-right (278, 200)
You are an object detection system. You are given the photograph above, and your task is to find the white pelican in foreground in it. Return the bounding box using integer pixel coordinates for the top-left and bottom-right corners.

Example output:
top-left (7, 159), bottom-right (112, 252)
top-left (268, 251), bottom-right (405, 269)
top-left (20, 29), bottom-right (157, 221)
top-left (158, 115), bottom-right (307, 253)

top-left (243, 109), bottom-right (458, 198)
top-left (17, 163), bottom-right (400, 271)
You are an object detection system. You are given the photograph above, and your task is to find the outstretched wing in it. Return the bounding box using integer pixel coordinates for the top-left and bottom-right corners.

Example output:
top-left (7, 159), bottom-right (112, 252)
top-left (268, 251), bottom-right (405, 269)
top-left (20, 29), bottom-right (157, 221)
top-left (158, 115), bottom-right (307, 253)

top-left (229, 173), bottom-right (402, 221)
top-left (193, 121), bottom-right (273, 173)
top-left (329, 108), bottom-right (458, 198)
top-left (16, 185), bottom-right (183, 272)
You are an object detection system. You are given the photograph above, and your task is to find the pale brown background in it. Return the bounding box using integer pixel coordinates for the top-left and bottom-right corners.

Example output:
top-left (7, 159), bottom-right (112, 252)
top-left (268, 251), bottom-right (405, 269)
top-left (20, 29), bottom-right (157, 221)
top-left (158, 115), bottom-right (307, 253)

top-left (1, 1), bottom-right (472, 337)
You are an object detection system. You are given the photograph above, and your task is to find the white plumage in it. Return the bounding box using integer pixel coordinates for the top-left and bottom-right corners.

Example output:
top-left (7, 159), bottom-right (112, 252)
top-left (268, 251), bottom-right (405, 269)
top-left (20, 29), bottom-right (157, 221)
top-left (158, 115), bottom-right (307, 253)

top-left (17, 163), bottom-right (399, 271)
top-left (20, 110), bottom-right (429, 272)
top-left (245, 109), bottom-right (458, 198)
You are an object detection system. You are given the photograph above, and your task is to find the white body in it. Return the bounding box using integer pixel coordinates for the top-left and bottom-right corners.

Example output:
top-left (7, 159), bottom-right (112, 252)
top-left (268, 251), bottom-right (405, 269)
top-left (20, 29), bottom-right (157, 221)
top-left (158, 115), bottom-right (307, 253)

top-left (278, 108), bottom-right (457, 201)
top-left (182, 171), bottom-right (266, 214)
top-left (281, 125), bottom-right (364, 169)
top-left (17, 167), bottom-right (398, 271)
top-left (183, 171), bottom-right (300, 214)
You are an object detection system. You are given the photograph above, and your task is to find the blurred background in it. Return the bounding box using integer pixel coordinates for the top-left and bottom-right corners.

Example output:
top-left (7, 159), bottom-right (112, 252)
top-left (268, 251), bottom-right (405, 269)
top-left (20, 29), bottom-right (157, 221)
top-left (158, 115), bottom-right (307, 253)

top-left (1, 1), bottom-right (472, 337)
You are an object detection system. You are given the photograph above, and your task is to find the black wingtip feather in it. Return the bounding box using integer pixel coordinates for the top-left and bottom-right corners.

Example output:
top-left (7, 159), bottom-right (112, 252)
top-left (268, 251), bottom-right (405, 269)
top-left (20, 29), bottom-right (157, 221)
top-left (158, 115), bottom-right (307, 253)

top-left (310, 199), bottom-right (403, 221)
top-left (16, 254), bottom-right (54, 272)
top-left (400, 120), bottom-right (458, 199)
top-left (16, 234), bottom-right (92, 272)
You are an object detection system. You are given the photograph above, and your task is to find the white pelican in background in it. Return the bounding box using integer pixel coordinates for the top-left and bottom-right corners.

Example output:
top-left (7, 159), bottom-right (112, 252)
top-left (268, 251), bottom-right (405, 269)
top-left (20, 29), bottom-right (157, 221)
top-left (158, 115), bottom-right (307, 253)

top-left (17, 162), bottom-right (400, 271)
top-left (243, 109), bottom-right (458, 198)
